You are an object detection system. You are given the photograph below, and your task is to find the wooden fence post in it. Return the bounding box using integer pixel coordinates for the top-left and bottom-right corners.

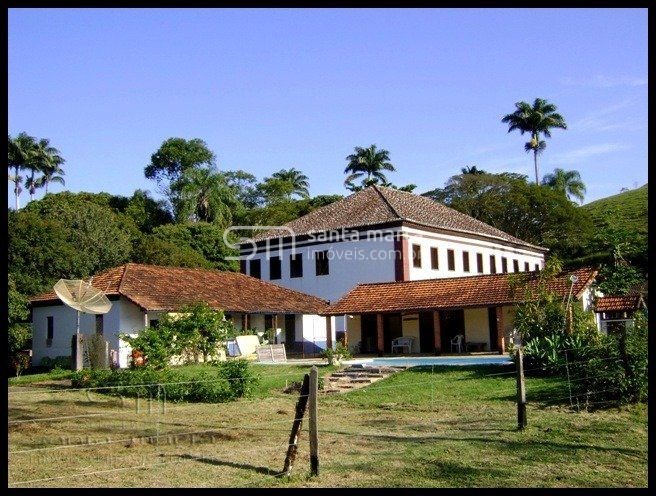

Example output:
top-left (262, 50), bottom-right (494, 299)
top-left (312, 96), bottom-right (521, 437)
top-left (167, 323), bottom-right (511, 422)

top-left (281, 373), bottom-right (310, 477)
top-left (516, 347), bottom-right (527, 430)
top-left (309, 366), bottom-right (319, 476)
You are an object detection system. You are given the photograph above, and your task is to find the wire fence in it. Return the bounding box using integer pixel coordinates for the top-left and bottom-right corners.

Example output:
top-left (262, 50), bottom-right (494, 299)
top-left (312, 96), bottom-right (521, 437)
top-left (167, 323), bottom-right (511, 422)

top-left (7, 353), bottom-right (645, 487)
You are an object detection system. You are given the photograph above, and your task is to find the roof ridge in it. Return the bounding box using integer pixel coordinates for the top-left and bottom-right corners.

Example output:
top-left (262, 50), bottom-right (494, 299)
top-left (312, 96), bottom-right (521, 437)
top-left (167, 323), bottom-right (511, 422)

top-left (372, 184), bottom-right (403, 219)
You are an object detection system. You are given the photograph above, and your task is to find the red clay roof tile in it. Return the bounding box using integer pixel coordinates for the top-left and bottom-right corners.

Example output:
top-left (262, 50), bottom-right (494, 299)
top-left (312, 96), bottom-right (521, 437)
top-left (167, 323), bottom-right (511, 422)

top-left (30, 263), bottom-right (329, 314)
top-left (322, 267), bottom-right (597, 315)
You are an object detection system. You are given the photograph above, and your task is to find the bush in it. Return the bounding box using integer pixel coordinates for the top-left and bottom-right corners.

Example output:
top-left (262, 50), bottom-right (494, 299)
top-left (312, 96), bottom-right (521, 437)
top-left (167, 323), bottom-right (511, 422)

top-left (520, 310), bottom-right (648, 407)
top-left (320, 342), bottom-right (351, 365)
top-left (69, 362), bottom-right (259, 403)
top-left (215, 359), bottom-right (259, 399)
top-left (40, 356), bottom-right (72, 370)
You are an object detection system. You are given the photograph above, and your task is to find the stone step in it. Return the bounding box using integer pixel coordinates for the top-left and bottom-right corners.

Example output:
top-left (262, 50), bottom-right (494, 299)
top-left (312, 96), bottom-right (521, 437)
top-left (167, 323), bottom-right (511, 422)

top-left (330, 372), bottom-right (385, 378)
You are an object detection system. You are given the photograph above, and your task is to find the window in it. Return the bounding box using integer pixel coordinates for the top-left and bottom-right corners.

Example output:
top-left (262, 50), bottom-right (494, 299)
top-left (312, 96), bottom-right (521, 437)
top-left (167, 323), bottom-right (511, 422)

top-left (269, 256), bottom-right (281, 280)
top-left (46, 316), bottom-right (54, 341)
top-left (535, 263), bottom-right (540, 271)
top-left (447, 249), bottom-right (455, 271)
top-left (490, 255), bottom-right (497, 274)
top-left (95, 314), bottom-right (104, 335)
top-left (249, 259), bottom-right (261, 279)
top-left (430, 247), bottom-right (439, 270)
top-left (290, 253), bottom-right (303, 278)
top-left (476, 253), bottom-right (484, 273)
top-left (462, 251), bottom-right (470, 272)
top-left (239, 260), bottom-right (247, 274)
top-left (524, 261), bottom-right (530, 272)
top-left (315, 250), bottom-right (329, 276)
top-left (412, 244), bottom-right (422, 268)
top-left (501, 257), bottom-right (508, 273)
top-left (513, 259), bottom-right (519, 273)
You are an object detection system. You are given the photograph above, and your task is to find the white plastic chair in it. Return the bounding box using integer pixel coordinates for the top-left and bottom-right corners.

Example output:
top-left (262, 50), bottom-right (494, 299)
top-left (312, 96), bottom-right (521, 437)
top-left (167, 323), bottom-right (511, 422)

top-left (391, 336), bottom-right (414, 354)
top-left (450, 334), bottom-right (464, 353)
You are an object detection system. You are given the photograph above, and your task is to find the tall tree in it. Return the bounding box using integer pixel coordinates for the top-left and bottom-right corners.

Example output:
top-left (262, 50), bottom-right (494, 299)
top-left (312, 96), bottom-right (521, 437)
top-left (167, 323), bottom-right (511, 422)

top-left (144, 138), bottom-right (216, 213)
top-left (24, 138), bottom-right (64, 201)
top-left (8, 133), bottom-right (37, 210)
top-left (36, 155), bottom-right (66, 194)
top-left (541, 168), bottom-right (586, 203)
top-left (502, 98), bottom-right (567, 184)
top-left (173, 167), bottom-right (236, 226)
top-left (270, 167), bottom-right (310, 199)
top-left (460, 165), bottom-right (486, 175)
top-left (344, 145), bottom-right (396, 190)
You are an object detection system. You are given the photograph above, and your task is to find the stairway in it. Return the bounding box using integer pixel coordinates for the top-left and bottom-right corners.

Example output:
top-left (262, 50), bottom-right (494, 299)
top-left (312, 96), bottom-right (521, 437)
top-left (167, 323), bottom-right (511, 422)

top-left (322, 365), bottom-right (402, 394)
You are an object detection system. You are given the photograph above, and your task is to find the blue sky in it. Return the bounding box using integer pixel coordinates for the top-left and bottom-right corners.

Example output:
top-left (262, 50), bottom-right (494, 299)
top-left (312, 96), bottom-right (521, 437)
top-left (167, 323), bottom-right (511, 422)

top-left (8, 8), bottom-right (648, 207)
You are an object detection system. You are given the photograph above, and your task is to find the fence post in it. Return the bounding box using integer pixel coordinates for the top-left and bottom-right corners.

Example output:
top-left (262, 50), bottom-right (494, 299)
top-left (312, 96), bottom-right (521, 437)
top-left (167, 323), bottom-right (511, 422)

top-left (516, 347), bottom-right (527, 430)
top-left (71, 334), bottom-right (84, 371)
top-left (281, 373), bottom-right (310, 477)
top-left (309, 366), bottom-right (319, 476)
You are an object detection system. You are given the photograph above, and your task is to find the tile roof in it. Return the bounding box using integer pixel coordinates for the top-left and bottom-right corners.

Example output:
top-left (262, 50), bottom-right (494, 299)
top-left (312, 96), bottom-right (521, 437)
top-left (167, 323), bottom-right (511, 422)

top-left (30, 263), bottom-right (329, 314)
top-left (253, 185), bottom-right (546, 251)
top-left (322, 267), bottom-right (597, 315)
top-left (595, 295), bottom-right (644, 313)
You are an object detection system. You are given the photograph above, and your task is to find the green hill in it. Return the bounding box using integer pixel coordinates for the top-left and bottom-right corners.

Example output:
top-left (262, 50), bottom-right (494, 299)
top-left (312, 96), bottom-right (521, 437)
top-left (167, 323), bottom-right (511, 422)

top-left (582, 184), bottom-right (648, 236)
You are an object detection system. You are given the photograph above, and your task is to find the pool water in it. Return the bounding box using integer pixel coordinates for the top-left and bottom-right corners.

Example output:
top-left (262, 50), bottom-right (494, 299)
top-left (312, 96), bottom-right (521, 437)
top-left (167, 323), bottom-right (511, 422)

top-left (344, 355), bottom-right (513, 368)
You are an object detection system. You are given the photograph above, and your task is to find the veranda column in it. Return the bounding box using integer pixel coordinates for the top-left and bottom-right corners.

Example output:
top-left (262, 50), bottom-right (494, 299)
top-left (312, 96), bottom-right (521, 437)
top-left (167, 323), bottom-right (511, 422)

top-left (325, 316), bottom-right (333, 350)
top-left (432, 310), bottom-right (442, 355)
top-left (376, 313), bottom-right (384, 357)
top-left (495, 306), bottom-right (505, 354)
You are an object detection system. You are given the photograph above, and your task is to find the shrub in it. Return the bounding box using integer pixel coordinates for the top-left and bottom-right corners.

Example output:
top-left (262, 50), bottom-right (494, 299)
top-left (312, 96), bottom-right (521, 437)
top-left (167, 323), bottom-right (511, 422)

top-left (320, 342), bottom-right (351, 365)
top-left (40, 356), bottom-right (72, 370)
top-left (215, 359), bottom-right (259, 399)
top-left (70, 367), bottom-right (232, 403)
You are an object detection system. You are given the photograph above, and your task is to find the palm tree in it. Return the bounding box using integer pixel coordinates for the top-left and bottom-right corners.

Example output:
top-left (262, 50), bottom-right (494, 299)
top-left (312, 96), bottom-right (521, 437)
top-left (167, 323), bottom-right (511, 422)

top-left (502, 98), bottom-right (567, 184)
top-left (344, 145), bottom-right (396, 190)
top-left (270, 168), bottom-right (310, 198)
top-left (460, 165), bottom-right (486, 175)
top-left (541, 168), bottom-right (587, 203)
top-left (8, 133), bottom-right (37, 210)
top-left (23, 138), bottom-right (64, 202)
top-left (174, 167), bottom-right (236, 225)
top-left (36, 159), bottom-right (66, 194)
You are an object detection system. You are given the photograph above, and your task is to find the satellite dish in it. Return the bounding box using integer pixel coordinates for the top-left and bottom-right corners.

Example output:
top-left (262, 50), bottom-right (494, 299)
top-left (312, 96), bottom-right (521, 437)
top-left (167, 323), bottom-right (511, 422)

top-left (53, 279), bottom-right (112, 335)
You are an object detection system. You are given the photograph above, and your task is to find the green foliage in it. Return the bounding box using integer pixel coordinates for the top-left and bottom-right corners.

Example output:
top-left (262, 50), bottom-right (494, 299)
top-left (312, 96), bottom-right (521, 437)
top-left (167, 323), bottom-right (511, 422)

top-left (172, 167), bottom-right (238, 225)
top-left (580, 185), bottom-right (647, 271)
top-left (320, 342), bottom-right (352, 364)
top-left (215, 359), bottom-right (259, 399)
top-left (151, 222), bottom-right (238, 271)
top-left (121, 302), bottom-right (237, 368)
top-left (344, 144), bottom-right (396, 190)
top-left (40, 356), bottom-right (73, 370)
top-left (22, 192), bottom-right (134, 280)
top-left (132, 235), bottom-right (213, 268)
top-left (70, 367), bottom-right (231, 403)
top-left (423, 173), bottom-right (594, 260)
top-left (541, 168), bottom-right (587, 203)
top-left (597, 262), bottom-right (644, 296)
top-left (8, 209), bottom-right (83, 296)
top-left (144, 137), bottom-right (215, 186)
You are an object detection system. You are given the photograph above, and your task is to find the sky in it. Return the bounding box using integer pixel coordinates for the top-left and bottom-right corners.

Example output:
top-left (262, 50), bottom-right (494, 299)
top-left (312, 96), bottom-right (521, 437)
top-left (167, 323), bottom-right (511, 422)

top-left (8, 8), bottom-right (648, 208)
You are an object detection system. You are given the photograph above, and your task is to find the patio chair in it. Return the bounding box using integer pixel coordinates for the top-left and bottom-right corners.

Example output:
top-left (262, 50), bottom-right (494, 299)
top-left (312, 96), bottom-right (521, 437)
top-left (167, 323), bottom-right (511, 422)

top-left (450, 334), bottom-right (464, 353)
top-left (391, 336), bottom-right (414, 354)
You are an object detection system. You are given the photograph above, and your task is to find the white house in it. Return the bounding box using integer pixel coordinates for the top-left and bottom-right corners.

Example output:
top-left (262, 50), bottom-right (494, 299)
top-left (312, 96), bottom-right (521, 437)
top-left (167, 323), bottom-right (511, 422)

top-left (29, 263), bottom-right (333, 368)
top-left (239, 185), bottom-right (548, 335)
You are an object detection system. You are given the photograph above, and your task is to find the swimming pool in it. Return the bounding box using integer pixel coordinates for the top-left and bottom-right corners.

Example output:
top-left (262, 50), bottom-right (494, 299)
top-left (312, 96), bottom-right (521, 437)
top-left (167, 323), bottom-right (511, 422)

top-left (344, 355), bottom-right (513, 368)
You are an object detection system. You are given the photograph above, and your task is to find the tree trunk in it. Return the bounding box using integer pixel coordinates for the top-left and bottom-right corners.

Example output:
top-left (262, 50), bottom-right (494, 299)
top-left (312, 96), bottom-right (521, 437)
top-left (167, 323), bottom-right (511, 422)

top-left (533, 138), bottom-right (539, 185)
top-left (45, 181), bottom-right (49, 194)
top-left (14, 165), bottom-right (20, 210)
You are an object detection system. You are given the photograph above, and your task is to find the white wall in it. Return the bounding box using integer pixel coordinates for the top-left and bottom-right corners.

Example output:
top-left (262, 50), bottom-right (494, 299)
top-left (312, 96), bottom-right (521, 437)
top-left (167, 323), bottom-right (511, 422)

top-left (464, 308), bottom-right (491, 349)
top-left (403, 226), bottom-right (545, 280)
top-left (31, 297), bottom-right (140, 367)
top-left (241, 233), bottom-right (399, 304)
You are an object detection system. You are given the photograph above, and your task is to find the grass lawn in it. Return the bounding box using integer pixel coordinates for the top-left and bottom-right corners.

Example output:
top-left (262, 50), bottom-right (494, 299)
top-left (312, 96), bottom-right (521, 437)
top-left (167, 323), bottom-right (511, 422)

top-left (8, 364), bottom-right (647, 488)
